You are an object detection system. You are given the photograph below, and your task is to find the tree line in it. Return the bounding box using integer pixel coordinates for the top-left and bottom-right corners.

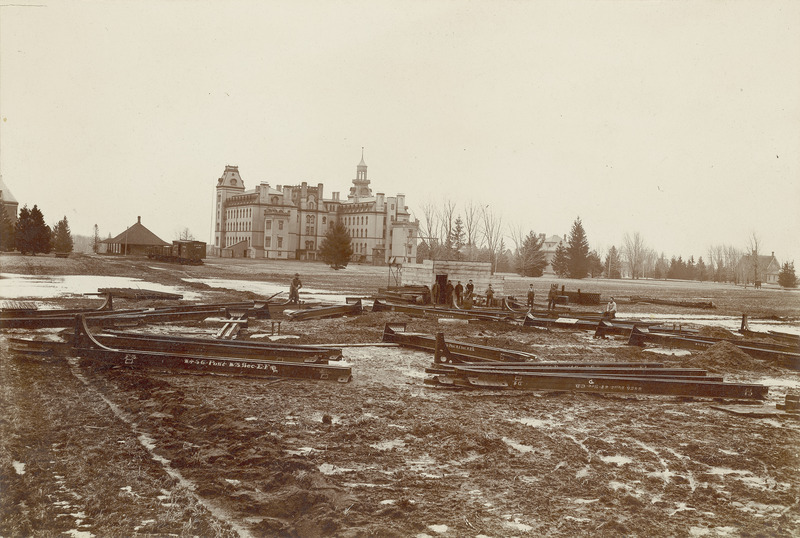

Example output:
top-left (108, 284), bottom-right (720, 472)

top-left (414, 199), bottom-right (797, 288)
top-left (0, 204), bottom-right (73, 255)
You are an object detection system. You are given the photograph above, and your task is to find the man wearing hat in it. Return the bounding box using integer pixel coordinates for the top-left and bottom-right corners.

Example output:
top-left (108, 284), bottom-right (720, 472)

top-left (289, 273), bottom-right (303, 303)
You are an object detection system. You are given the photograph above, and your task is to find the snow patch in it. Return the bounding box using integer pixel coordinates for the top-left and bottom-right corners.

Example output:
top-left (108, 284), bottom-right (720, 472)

top-left (503, 437), bottom-right (535, 453)
top-left (370, 439), bottom-right (406, 451)
top-left (12, 461), bottom-right (25, 475)
top-left (319, 463), bottom-right (355, 475)
top-left (600, 455), bottom-right (632, 466)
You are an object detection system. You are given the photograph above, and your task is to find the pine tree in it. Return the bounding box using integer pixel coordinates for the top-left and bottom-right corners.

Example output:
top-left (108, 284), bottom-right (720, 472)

top-left (29, 205), bottom-right (51, 254)
top-left (53, 216), bottom-right (74, 254)
top-left (518, 231), bottom-right (547, 277)
top-left (0, 206), bottom-right (14, 251)
top-left (696, 257), bottom-right (708, 281)
top-left (588, 250), bottom-right (604, 278)
top-left (566, 217), bottom-right (590, 279)
top-left (15, 205), bottom-right (34, 254)
top-left (552, 242), bottom-right (569, 278)
top-left (450, 217), bottom-right (465, 256)
top-left (319, 221), bottom-right (353, 270)
top-left (778, 262), bottom-right (797, 288)
top-left (92, 224), bottom-right (101, 254)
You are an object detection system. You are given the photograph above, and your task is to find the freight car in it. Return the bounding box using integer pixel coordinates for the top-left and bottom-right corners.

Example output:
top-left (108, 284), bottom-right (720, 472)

top-left (147, 240), bottom-right (206, 265)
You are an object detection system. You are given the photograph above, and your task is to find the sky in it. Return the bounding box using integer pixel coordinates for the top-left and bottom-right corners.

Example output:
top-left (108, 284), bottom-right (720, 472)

top-left (1, 0), bottom-right (799, 266)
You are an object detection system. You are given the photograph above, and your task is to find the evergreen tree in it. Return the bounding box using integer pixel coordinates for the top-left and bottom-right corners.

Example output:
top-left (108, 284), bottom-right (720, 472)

top-left (552, 242), bottom-right (569, 278)
top-left (603, 246), bottom-right (622, 279)
top-left (495, 239), bottom-right (511, 273)
top-left (686, 256), bottom-right (697, 280)
top-left (0, 206), bottom-right (14, 251)
top-left (450, 217), bottom-right (465, 255)
top-left (15, 205), bottom-right (34, 254)
top-left (28, 205), bottom-right (51, 254)
top-left (566, 217), bottom-right (590, 279)
top-left (319, 221), bottom-right (353, 270)
top-left (517, 231), bottom-right (546, 277)
top-left (92, 224), bottom-right (101, 254)
top-left (696, 257), bottom-right (708, 281)
top-left (778, 262), bottom-right (797, 288)
top-left (587, 250), bottom-right (604, 278)
top-left (53, 216), bottom-right (74, 254)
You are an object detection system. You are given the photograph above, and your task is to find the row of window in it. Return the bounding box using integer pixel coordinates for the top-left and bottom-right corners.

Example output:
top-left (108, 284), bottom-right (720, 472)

top-left (226, 222), bottom-right (250, 232)
top-left (227, 208), bottom-right (252, 219)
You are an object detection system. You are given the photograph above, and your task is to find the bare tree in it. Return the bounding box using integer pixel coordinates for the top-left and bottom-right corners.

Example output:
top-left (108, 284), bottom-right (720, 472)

top-left (439, 199), bottom-right (457, 251)
top-left (642, 247), bottom-right (657, 279)
top-left (480, 205), bottom-right (504, 274)
top-left (723, 245), bottom-right (741, 283)
top-left (462, 200), bottom-right (481, 261)
top-left (745, 232), bottom-right (762, 286)
top-left (622, 231), bottom-right (647, 279)
top-left (177, 227), bottom-right (195, 241)
top-left (508, 221), bottom-right (526, 254)
top-left (419, 200), bottom-right (440, 250)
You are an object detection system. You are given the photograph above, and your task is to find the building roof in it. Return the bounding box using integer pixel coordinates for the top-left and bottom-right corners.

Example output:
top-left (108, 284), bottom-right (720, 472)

top-left (0, 175), bottom-right (18, 204)
top-left (737, 253), bottom-right (780, 272)
top-left (103, 217), bottom-right (170, 246)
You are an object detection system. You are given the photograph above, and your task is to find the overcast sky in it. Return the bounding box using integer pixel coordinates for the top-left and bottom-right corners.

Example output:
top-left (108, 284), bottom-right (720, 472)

top-left (2, 1), bottom-right (798, 265)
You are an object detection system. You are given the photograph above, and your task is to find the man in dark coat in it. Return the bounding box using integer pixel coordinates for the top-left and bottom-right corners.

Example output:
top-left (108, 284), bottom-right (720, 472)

top-left (289, 273), bottom-right (302, 303)
top-left (466, 279), bottom-right (474, 297)
top-left (445, 280), bottom-right (455, 306)
top-left (547, 284), bottom-right (557, 311)
top-left (431, 281), bottom-right (440, 305)
top-left (527, 284), bottom-right (535, 308)
top-left (454, 281), bottom-right (464, 305)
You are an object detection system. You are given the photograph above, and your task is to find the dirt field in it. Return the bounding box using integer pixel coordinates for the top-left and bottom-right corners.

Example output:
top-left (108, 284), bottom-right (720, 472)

top-left (1, 253), bottom-right (799, 537)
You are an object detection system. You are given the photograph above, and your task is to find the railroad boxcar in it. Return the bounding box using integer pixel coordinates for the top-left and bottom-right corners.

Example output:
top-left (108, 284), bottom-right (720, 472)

top-left (147, 241), bottom-right (206, 265)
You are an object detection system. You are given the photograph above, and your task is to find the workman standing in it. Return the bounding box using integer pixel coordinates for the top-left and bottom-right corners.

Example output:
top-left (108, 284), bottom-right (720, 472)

top-left (445, 280), bottom-right (455, 306)
top-left (431, 281), bottom-right (440, 305)
top-left (527, 284), bottom-right (535, 308)
top-left (466, 279), bottom-right (475, 297)
top-left (547, 284), bottom-right (558, 311)
top-left (485, 284), bottom-right (494, 306)
top-left (455, 281), bottom-right (464, 305)
top-left (289, 273), bottom-right (302, 303)
top-left (603, 297), bottom-right (617, 319)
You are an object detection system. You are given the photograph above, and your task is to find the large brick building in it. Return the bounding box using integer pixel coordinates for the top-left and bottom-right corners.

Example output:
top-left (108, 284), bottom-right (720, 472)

top-left (213, 153), bottom-right (419, 264)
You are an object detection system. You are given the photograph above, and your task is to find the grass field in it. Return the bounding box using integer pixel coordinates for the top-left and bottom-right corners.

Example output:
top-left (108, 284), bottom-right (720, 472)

top-left (1, 253), bottom-right (799, 536)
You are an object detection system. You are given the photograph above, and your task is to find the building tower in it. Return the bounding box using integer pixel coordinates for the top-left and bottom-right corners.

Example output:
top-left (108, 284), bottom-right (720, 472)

top-left (214, 165), bottom-right (245, 255)
top-left (348, 148), bottom-right (372, 201)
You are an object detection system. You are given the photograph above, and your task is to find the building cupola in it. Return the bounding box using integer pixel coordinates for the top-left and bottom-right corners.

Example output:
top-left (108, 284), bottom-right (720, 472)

top-left (348, 147), bottom-right (372, 201)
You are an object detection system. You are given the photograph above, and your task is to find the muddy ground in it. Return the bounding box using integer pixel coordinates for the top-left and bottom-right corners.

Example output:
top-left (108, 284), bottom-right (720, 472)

top-left (1, 253), bottom-right (799, 537)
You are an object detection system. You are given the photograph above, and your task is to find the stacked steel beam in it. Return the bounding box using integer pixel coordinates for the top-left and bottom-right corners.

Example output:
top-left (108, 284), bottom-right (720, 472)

top-left (424, 333), bottom-right (767, 400)
top-left (68, 315), bottom-right (352, 382)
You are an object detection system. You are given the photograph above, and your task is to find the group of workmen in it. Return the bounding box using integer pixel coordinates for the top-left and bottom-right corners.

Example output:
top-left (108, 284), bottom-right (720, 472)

top-left (288, 271), bottom-right (617, 318)
top-left (430, 279), bottom-right (498, 308)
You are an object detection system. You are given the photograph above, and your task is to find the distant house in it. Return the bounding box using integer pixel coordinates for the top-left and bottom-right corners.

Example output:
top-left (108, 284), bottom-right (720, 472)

top-left (736, 251), bottom-right (781, 285)
top-left (0, 175), bottom-right (19, 223)
top-left (101, 216), bottom-right (169, 256)
top-left (541, 234), bottom-right (565, 275)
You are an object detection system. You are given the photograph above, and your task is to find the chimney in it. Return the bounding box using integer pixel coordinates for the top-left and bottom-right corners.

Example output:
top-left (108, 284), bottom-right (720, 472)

top-left (772, 251), bottom-right (774, 257)
top-left (137, 216), bottom-right (141, 224)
